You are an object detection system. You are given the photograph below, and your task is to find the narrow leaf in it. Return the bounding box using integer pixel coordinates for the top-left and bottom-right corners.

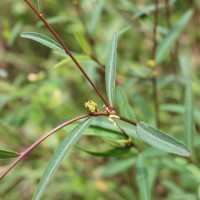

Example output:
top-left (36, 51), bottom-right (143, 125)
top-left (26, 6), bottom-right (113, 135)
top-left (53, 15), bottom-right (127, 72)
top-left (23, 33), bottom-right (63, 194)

top-left (8, 21), bottom-right (23, 46)
top-left (0, 149), bottom-right (19, 159)
top-left (156, 10), bottom-right (193, 63)
top-left (91, 116), bottom-right (138, 139)
top-left (74, 32), bottom-right (91, 55)
top-left (21, 32), bottom-right (65, 54)
top-left (79, 147), bottom-right (130, 157)
top-left (116, 86), bottom-right (136, 120)
top-left (33, 117), bottom-right (93, 200)
top-left (184, 83), bottom-right (193, 149)
top-left (105, 32), bottom-right (118, 106)
top-left (103, 158), bottom-right (135, 177)
top-left (136, 154), bottom-right (150, 200)
top-left (179, 55), bottom-right (193, 149)
top-left (37, 0), bottom-right (42, 12)
top-left (89, 0), bottom-right (104, 36)
top-left (116, 86), bottom-right (128, 114)
top-left (136, 122), bottom-right (191, 156)
top-left (133, 0), bottom-right (176, 20)
top-left (53, 55), bottom-right (90, 68)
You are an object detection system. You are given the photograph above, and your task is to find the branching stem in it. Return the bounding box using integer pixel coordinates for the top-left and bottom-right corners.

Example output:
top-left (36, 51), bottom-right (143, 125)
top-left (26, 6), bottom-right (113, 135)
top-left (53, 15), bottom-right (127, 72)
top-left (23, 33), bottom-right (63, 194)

top-left (0, 111), bottom-right (138, 180)
top-left (0, 114), bottom-right (90, 180)
top-left (24, 0), bottom-right (113, 112)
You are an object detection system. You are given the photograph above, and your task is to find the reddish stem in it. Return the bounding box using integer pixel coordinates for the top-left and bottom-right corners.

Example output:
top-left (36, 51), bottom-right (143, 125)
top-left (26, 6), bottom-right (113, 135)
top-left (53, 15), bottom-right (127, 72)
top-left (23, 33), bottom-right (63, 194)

top-left (0, 114), bottom-right (90, 180)
top-left (24, 0), bottom-right (112, 111)
top-left (0, 111), bottom-right (138, 180)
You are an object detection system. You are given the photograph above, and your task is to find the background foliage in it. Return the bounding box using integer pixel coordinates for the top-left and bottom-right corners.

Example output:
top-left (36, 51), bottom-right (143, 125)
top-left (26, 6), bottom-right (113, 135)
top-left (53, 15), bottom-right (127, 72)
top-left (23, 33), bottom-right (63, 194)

top-left (0, 0), bottom-right (200, 199)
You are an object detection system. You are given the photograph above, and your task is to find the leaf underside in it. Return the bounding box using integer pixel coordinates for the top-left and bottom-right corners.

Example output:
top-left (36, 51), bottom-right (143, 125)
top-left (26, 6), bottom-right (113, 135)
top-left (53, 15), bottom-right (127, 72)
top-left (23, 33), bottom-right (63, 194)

top-left (105, 32), bottom-right (118, 106)
top-left (136, 121), bottom-right (191, 157)
top-left (21, 32), bottom-right (65, 54)
top-left (33, 117), bottom-right (93, 200)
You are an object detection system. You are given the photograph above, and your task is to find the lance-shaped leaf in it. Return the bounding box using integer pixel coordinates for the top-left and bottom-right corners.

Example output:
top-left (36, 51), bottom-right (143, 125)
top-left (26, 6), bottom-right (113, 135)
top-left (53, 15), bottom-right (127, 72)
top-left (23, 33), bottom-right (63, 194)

top-left (105, 32), bottom-right (118, 106)
top-left (79, 147), bottom-right (130, 157)
top-left (37, 0), bottom-right (42, 12)
top-left (156, 10), bottom-right (193, 63)
top-left (21, 32), bottom-right (65, 54)
top-left (136, 154), bottom-right (150, 200)
top-left (0, 149), bottom-right (19, 159)
top-left (33, 117), bottom-right (93, 200)
top-left (136, 122), bottom-right (191, 157)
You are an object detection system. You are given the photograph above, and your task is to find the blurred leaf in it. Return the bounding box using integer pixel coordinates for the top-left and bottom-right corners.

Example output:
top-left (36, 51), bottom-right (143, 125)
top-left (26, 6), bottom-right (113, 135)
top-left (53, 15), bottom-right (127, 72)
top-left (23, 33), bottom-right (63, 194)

top-left (91, 116), bottom-right (138, 139)
top-left (136, 154), bottom-right (150, 200)
top-left (180, 55), bottom-right (193, 149)
top-left (89, 0), bottom-right (104, 36)
top-left (36, 16), bottom-right (75, 27)
top-left (105, 32), bottom-right (118, 106)
top-left (37, 0), bottom-right (42, 12)
top-left (21, 32), bottom-right (65, 54)
top-left (161, 104), bottom-right (200, 122)
top-left (116, 86), bottom-right (136, 120)
top-left (132, 92), bottom-right (153, 124)
top-left (33, 117), bottom-right (93, 200)
top-left (184, 83), bottom-right (193, 149)
top-left (156, 10), bottom-right (193, 63)
top-left (116, 86), bottom-right (128, 114)
top-left (133, 0), bottom-right (176, 19)
top-left (79, 147), bottom-right (130, 157)
top-left (136, 122), bottom-right (191, 156)
top-left (74, 32), bottom-right (91, 55)
top-left (103, 157), bottom-right (135, 177)
top-left (123, 104), bottom-right (136, 121)
top-left (53, 55), bottom-right (90, 68)
top-left (63, 122), bottom-right (124, 139)
top-left (8, 21), bottom-right (23, 46)
top-left (0, 149), bottom-right (19, 159)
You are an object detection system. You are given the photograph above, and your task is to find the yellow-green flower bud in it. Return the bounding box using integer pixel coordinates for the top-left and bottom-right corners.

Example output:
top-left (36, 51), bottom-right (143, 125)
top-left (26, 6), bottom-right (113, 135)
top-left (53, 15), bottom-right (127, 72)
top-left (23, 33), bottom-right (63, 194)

top-left (84, 100), bottom-right (98, 113)
top-left (147, 59), bottom-right (156, 68)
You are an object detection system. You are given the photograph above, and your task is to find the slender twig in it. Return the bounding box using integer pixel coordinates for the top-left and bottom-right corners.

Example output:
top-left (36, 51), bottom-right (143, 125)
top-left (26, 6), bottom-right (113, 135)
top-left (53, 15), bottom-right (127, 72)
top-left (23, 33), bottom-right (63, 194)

top-left (24, 0), bottom-right (114, 112)
top-left (164, 0), bottom-right (178, 73)
top-left (0, 110), bottom-right (138, 180)
top-left (152, 0), bottom-right (159, 59)
top-left (0, 114), bottom-right (90, 180)
top-left (152, 0), bottom-right (160, 128)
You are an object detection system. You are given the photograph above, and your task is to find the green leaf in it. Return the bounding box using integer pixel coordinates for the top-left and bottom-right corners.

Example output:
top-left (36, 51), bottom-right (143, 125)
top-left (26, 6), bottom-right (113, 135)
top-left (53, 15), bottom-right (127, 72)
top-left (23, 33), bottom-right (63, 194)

top-left (103, 157), bottom-right (135, 177)
top-left (184, 83), bottom-right (193, 149)
top-left (105, 32), bottom-right (118, 106)
top-left (133, 0), bottom-right (176, 20)
top-left (0, 149), bottom-right (19, 159)
top-left (136, 122), bottom-right (191, 156)
top-left (132, 92), bottom-right (153, 124)
top-left (92, 116), bottom-right (138, 139)
top-left (116, 86), bottom-right (136, 120)
top-left (179, 55), bottom-right (193, 149)
top-left (89, 0), bottom-right (104, 36)
top-left (37, 0), bottom-right (42, 12)
top-left (116, 86), bottom-right (128, 114)
top-left (136, 154), bottom-right (150, 200)
top-left (74, 32), bottom-right (91, 55)
top-left (79, 147), bottom-right (130, 157)
top-left (156, 10), bottom-right (193, 63)
top-left (53, 55), bottom-right (90, 68)
top-left (21, 32), bottom-right (65, 54)
top-left (8, 21), bottom-right (23, 46)
top-left (33, 117), bottom-right (93, 200)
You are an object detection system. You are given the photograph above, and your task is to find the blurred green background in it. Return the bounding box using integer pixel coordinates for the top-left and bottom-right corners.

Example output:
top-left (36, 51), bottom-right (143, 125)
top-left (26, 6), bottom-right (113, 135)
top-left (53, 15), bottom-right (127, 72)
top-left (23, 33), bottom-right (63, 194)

top-left (0, 0), bottom-right (200, 199)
